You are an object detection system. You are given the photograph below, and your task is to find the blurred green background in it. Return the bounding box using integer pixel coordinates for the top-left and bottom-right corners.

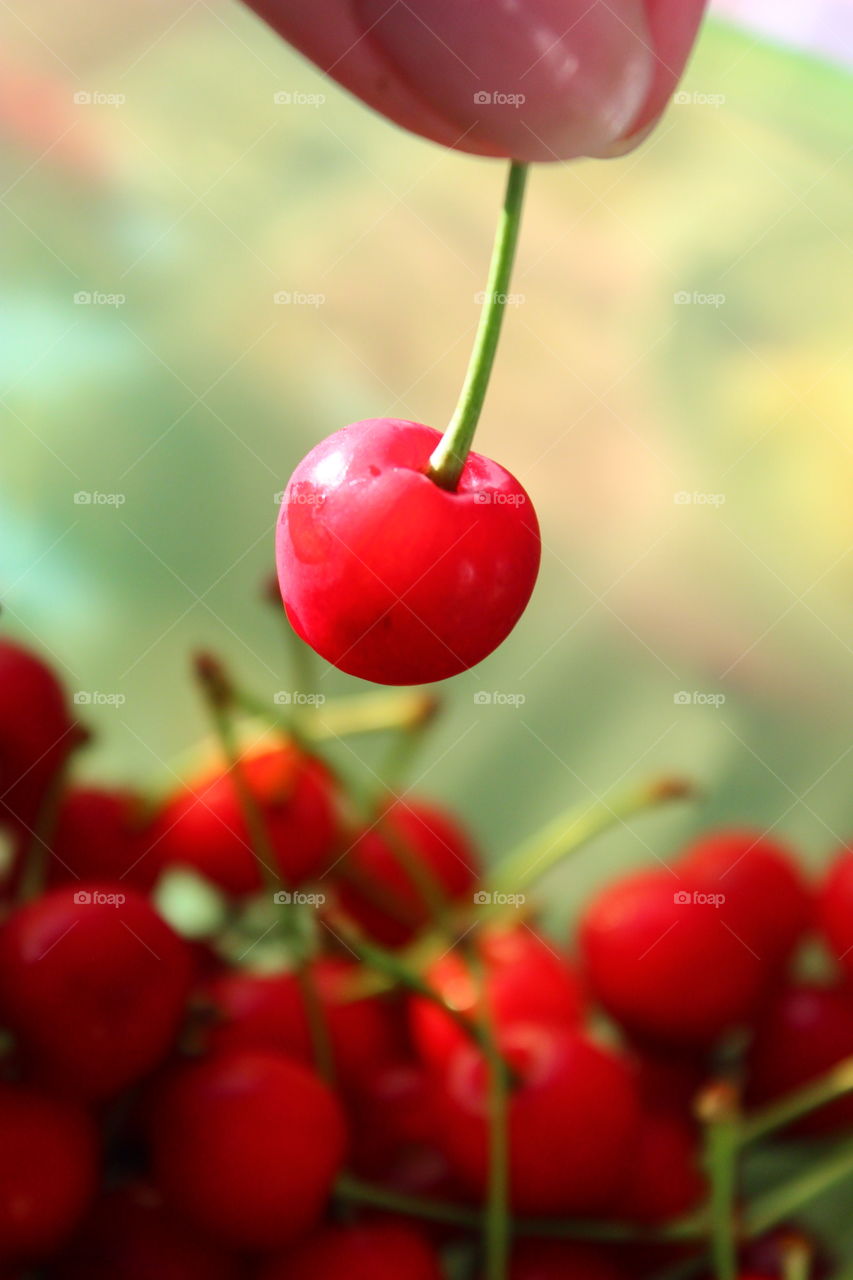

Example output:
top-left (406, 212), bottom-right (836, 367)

top-left (1, 2), bottom-right (851, 919)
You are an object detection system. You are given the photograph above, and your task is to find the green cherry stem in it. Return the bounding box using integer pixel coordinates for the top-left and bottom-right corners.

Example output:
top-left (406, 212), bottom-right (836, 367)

top-left (740, 1054), bottom-right (853, 1145)
top-left (745, 1134), bottom-right (853, 1238)
top-left (698, 1083), bottom-right (740, 1280)
top-left (427, 161), bottom-right (529, 490)
top-left (476, 955), bottom-right (511, 1280)
top-left (488, 776), bottom-right (694, 900)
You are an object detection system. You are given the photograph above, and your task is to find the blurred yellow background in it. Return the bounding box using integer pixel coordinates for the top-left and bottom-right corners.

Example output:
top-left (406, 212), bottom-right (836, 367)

top-left (1, 3), bottom-right (851, 911)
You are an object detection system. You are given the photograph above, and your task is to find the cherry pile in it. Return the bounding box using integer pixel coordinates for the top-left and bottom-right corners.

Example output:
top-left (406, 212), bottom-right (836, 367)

top-left (0, 631), bottom-right (851, 1278)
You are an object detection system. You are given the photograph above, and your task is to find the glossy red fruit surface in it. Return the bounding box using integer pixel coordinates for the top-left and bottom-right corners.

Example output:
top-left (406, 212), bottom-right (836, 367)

top-left (54, 1181), bottom-right (245, 1280)
top-left (151, 1049), bottom-right (347, 1251)
top-left (0, 885), bottom-right (192, 1098)
top-left (617, 1109), bottom-right (706, 1224)
top-left (410, 924), bottom-right (584, 1072)
top-left (335, 797), bottom-right (481, 946)
top-left (45, 786), bottom-right (158, 890)
top-left (200, 957), bottom-right (401, 1092)
top-left (680, 829), bottom-right (812, 966)
top-left (259, 1222), bottom-right (444, 1280)
top-left (434, 1025), bottom-right (639, 1214)
top-left (0, 638), bottom-right (77, 832)
top-left (0, 1083), bottom-right (98, 1262)
top-left (745, 984), bottom-right (853, 1136)
top-left (153, 745), bottom-right (339, 896)
top-left (507, 1240), bottom-right (628, 1280)
top-left (580, 868), bottom-right (768, 1048)
top-left (276, 419), bottom-right (540, 685)
top-left (819, 848), bottom-right (853, 983)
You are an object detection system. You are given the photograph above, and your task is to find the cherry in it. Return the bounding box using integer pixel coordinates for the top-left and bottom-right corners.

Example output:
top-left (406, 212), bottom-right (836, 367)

top-left (0, 1082), bottom-right (98, 1262)
top-left (579, 866), bottom-right (771, 1049)
top-left (199, 956), bottom-right (402, 1093)
top-left (506, 1241), bottom-right (627, 1280)
top-left (679, 828), bottom-right (812, 966)
top-left (433, 1025), bottom-right (639, 1215)
top-left (818, 846), bottom-right (853, 984)
top-left (0, 638), bottom-right (78, 832)
top-left (745, 983), bottom-right (853, 1136)
top-left (276, 419), bottom-right (540, 685)
top-left (409, 923), bottom-right (584, 1072)
top-left (152, 743), bottom-right (339, 896)
top-left (334, 797), bottom-right (481, 946)
top-left (616, 1109), bottom-right (706, 1224)
top-left (739, 1226), bottom-right (833, 1279)
top-left (150, 1048), bottom-right (347, 1251)
top-left (54, 1181), bottom-right (246, 1280)
top-left (259, 1222), bottom-right (444, 1280)
top-left (0, 885), bottom-right (192, 1098)
top-left (45, 785), bottom-right (158, 890)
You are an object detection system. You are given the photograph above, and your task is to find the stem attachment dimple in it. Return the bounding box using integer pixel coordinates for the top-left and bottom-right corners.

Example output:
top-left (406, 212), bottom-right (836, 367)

top-left (427, 161), bottom-right (529, 491)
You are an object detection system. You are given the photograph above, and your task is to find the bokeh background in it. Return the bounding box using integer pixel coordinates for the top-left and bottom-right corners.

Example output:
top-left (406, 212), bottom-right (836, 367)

top-left (1, 1), bottom-right (851, 928)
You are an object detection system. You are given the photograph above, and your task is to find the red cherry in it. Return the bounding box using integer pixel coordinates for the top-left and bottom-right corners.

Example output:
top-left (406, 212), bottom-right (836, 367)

top-left (54, 1181), bottom-right (246, 1280)
top-left (335, 798), bottom-right (481, 946)
top-left (150, 1049), bottom-right (347, 1251)
top-left (630, 1043), bottom-right (707, 1115)
top-left (680, 828), bottom-right (812, 966)
top-left (45, 785), bottom-right (158, 890)
top-left (152, 744), bottom-right (339, 896)
top-left (199, 957), bottom-right (401, 1092)
top-left (507, 1241), bottom-right (628, 1280)
top-left (616, 1109), bottom-right (706, 1224)
top-left (745, 983), bottom-right (853, 1136)
top-left (579, 868), bottom-right (769, 1048)
top-left (410, 924), bottom-right (584, 1072)
top-left (259, 1222), bottom-right (444, 1280)
top-left (819, 847), bottom-right (853, 984)
top-left (434, 1025), bottom-right (639, 1215)
top-left (0, 638), bottom-right (77, 832)
top-left (0, 1082), bottom-right (98, 1262)
top-left (0, 885), bottom-right (192, 1098)
top-left (276, 419), bottom-right (540, 685)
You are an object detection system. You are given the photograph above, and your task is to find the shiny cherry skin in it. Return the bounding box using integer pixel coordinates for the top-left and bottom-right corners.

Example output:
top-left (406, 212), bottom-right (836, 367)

top-left (259, 1222), bottom-right (444, 1280)
top-left (0, 885), bottom-right (192, 1099)
top-left (579, 866), bottom-right (770, 1049)
top-left (0, 638), bottom-right (77, 832)
top-left (54, 1181), bottom-right (246, 1280)
top-left (745, 983), bottom-right (853, 1136)
top-left (0, 1083), bottom-right (98, 1263)
top-left (507, 1241), bottom-right (628, 1280)
top-left (45, 785), bottom-right (158, 890)
top-left (434, 1025), bottom-right (640, 1215)
top-left (152, 744), bottom-right (339, 897)
top-left (679, 828), bottom-right (812, 966)
top-left (819, 847), bottom-right (853, 984)
top-left (150, 1049), bottom-right (347, 1251)
top-left (335, 797), bottom-right (481, 946)
top-left (276, 419), bottom-right (541, 685)
top-left (199, 957), bottom-right (401, 1093)
top-left (410, 923), bottom-right (584, 1072)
